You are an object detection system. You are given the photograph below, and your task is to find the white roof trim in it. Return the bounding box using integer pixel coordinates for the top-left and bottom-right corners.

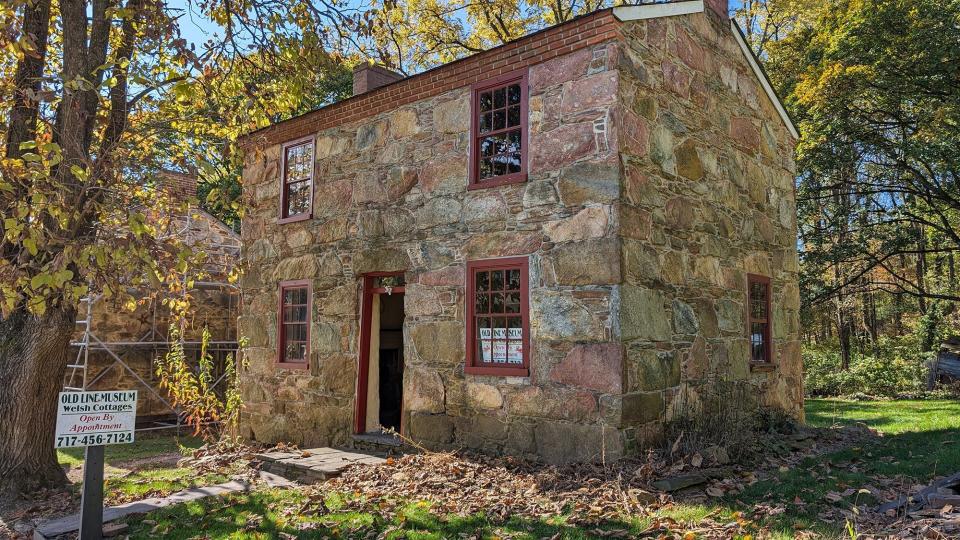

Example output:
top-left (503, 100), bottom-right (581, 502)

top-left (612, 0), bottom-right (704, 21)
top-left (730, 20), bottom-right (800, 139)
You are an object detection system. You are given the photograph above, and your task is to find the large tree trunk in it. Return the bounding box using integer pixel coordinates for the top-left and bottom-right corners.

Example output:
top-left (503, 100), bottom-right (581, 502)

top-left (4, 0), bottom-right (51, 159)
top-left (0, 307), bottom-right (76, 495)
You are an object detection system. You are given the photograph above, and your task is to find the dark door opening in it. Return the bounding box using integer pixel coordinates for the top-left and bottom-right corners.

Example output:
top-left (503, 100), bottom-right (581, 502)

top-left (377, 293), bottom-right (404, 432)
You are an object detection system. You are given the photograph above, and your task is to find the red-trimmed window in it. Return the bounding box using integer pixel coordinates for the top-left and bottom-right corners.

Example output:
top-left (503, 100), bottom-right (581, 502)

top-left (466, 257), bottom-right (530, 376)
top-left (470, 69), bottom-right (528, 189)
top-left (748, 274), bottom-right (772, 363)
top-left (279, 138), bottom-right (314, 222)
top-left (278, 280), bottom-right (311, 367)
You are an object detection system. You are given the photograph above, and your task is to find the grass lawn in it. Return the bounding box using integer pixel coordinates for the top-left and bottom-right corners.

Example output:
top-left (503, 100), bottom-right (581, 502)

top-left (57, 432), bottom-right (233, 503)
top-left (725, 399), bottom-right (960, 537)
top-left (100, 399), bottom-right (960, 539)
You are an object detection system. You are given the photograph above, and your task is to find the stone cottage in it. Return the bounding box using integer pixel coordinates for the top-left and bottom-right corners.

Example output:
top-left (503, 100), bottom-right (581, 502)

top-left (237, 0), bottom-right (802, 462)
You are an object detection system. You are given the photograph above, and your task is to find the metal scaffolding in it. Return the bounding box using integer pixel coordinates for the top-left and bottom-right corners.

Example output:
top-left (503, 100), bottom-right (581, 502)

top-left (64, 205), bottom-right (242, 432)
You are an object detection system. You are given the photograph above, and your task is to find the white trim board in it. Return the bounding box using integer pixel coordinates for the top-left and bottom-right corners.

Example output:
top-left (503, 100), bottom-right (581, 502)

top-left (730, 20), bottom-right (800, 139)
top-left (612, 1), bottom-right (704, 21)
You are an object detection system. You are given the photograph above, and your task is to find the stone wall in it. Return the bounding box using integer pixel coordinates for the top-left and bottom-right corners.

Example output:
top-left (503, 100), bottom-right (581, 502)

top-left (614, 10), bottom-right (802, 447)
top-left (238, 7), bottom-right (801, 462)
top-left (240, 39), bottom-right (631, 460)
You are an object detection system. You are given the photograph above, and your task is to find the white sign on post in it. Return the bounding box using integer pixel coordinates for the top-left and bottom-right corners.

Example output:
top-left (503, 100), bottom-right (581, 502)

top-left (55, 391), bottom-right (137, 449)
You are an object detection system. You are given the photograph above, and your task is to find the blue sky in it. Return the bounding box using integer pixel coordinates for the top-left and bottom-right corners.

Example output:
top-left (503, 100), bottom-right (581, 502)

top-left (167, 0), bottom-right (749, 55)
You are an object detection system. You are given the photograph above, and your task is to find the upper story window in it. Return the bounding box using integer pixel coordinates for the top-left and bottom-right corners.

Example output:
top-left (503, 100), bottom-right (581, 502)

top-left (748, 274), bottom-right (772, 363)
top-left (279, 138), bottom-right (314, 223)
top-left (465, 257), bottom-right (529, 377)
top-left (278, 280), bottom-right (311, 368)
top-left (470, 69), bottom-right (528, 189)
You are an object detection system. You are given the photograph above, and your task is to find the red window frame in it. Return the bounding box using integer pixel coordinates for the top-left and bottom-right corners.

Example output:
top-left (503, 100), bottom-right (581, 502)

top-left (278, 137), bottom-right (315, 224)
top-left (277, 279), bottom-right (312, 369)
top-left (469, 69), bottom-right (529, 190)
top-left (747, 274), bottom-right (773, 364)
top-left (465, 257), bottom-right (530, 377)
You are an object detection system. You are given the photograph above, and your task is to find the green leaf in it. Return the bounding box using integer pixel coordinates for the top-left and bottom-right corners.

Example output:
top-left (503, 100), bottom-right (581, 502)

top-left (22, 237), bottom-right (38, 256)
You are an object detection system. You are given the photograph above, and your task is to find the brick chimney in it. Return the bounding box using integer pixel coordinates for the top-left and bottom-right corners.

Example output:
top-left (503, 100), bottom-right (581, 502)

top-left (353, 63), bottom-right (404, 96)
top-left (704, 0), bottom-right (729, 19)
top-left (158, 169), bottom-right (197, 203)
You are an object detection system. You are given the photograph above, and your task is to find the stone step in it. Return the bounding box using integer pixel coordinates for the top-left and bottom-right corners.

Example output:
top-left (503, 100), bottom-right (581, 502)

top-left (254, 447), bottom-right (387, 484)
top-left (350, 433), bottom-right (411, 456)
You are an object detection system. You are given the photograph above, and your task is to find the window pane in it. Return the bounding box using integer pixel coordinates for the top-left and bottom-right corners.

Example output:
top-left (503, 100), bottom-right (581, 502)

top-left (477, 271), bottom-right (489, 291)
top-left (493, 109), bottom-right (506, 131)
top-left (750, 281), bottom-right (768, 319)
top-left (507, 316), bottom-right (523, 364)
top-left (283, 287), bottom-right (307, 306)
top-left (750, 322), bottom-right (766, 362)
top-left (507, 269), bottom-right (521, 289)
top-left (475, 293), bottom-right (489, 314)
top-left (505, 292), bottom-right (520, 313)
top-left (491, 270), bottom-right (504, 290)
top-left (477, 317), bottom-right (492, 363)
top-left (285, 323), bottom-right (307, 342)
top-left (285, 144), bottom-right (313, 183)
top-left (481, 136), bottom-right (496, 157)
top-left (283, 306), bottom-right (307, 322)
top-left (508, 154), bottom-right (521, 174)
top-left (492, 157), bottom-right (507, 176)
top-left (286, 180), bottom-right (310, 216)
top-left (507, 105), bottom-right (520, 127)
top-left (480, 112), bottom-right (492, 133)
top-left (494, 135), bottom-right (508, 155)
top-left (491, 292), bottom-right (504, 313)
top-left (508, 129), bottom-right (522, 151)
top-left (493, 87), bottom-right (505, 108)
top-left (479, 158), bottom-right (492, 179)
top-left (480, 92), bottom-right (492, 112)
top-left (285, 341), bottom-right (306, 362)
top-left (492, 318), bottom-right (507, 363)
top-left (507, 84), bottom-right (521, 105)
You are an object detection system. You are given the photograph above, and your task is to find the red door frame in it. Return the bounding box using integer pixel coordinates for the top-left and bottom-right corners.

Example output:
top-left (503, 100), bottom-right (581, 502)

top-left (354, 272), bottom-right (406, 434)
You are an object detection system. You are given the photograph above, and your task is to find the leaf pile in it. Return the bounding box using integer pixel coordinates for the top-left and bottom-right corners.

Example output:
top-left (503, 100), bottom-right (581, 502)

top-left (323, 451), bottom-right (665, 524)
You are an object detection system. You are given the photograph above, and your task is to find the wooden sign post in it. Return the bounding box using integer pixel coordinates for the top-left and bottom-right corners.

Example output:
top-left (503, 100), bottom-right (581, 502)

top-left (55, 390), bottom-right (138, 540)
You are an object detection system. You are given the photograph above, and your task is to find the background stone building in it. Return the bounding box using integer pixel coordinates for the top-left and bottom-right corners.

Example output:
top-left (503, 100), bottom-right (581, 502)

top-left (68, 171), bottom-right (242, 422)
top-left (238, 0), bottom-right (802, 462)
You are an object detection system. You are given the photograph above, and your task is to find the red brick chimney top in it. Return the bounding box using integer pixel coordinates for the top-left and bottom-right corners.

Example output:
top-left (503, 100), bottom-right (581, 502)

top-left (353, 63), bottom-right (404, 96)
top-left (158, 170), bottom-right (197, 203)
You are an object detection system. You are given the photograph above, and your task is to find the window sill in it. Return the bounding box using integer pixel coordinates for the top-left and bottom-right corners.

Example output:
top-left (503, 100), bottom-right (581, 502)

top-left (275, 361), bottom-right (310, 370)
top-left (465, 365), bottom-right (529, 377)
top-left (277, 212), bottom-right (312, 225)
top-left (749, 362), bottom-right (777, 373)
top-left (468, 172), bottom-right (527, 190)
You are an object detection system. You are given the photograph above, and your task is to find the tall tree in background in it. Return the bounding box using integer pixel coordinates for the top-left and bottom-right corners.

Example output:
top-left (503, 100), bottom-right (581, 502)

top-left (765, 0), bottom-right (960, 356)
top-left (0, 0), bottom-right (352, 495)
top-left (358, 0), bottom-right (621, 73)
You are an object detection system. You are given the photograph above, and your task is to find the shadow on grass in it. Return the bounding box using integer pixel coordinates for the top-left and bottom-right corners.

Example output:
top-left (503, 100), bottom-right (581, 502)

top-left (124, 490), bottom-right (647, 540)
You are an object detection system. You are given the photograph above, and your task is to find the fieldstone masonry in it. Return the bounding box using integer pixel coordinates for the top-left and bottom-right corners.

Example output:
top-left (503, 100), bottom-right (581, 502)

top-left (238, 4), bottom-right (802, 462)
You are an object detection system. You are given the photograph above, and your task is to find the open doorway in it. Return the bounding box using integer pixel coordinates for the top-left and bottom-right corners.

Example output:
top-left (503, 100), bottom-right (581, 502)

top-left (356, 274), bottom-right (405, 436)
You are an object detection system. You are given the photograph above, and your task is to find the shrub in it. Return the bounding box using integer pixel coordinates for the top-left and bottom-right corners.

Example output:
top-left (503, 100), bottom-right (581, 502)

top-left (803, 340), bottom-right (927, 398)
top-left (662, 381), bottom-right (800, 465)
